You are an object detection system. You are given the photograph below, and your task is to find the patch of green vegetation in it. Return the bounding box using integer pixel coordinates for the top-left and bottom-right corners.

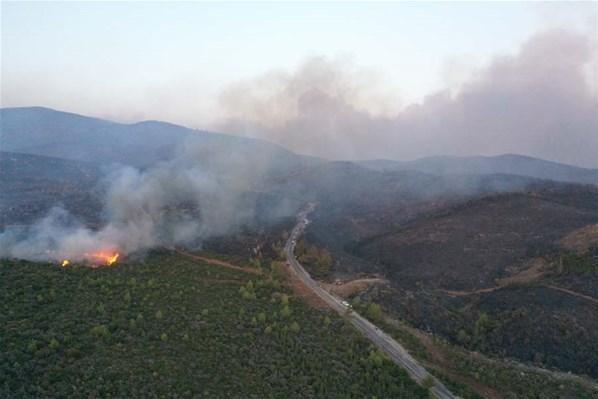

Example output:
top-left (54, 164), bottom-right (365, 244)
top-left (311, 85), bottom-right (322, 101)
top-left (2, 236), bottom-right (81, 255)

top-left (1, 250), bottom-right (427, 398)
top-left (557, 250), bottom-right (598, 276)
top-left (352, 297), bottom-right (597, 398)
top-left (295, 239), bottom-right (333, 279)
top-left (351, 298), bottom-right (429, 361)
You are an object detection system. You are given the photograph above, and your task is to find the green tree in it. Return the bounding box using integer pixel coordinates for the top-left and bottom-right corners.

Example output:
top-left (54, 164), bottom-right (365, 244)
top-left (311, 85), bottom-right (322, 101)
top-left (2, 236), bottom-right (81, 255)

top-left (474, 313), bottom-right (491, 337)
top-left (27, 340), bottom-right (37, 353)
top-left (457, 329), bottom-right (470, 345)
top-left (368, 349), bottom-right (384, 367)
top-left (367, 303), bottom-right (383, 322)
top-left (270, 262), bottom-right (286, 280)
top-left (290, 321), bottom-right (300, 333)
top-left (49, 338), bottom-right (59, 350)
top-left (281, 305), bottom-right (292, 318)
top-left (90, 324), bottom-right (109, 338)
top-left (421, 375), bottom-right (435, 389)
top-left (257, 312), bottom-right (266, 323)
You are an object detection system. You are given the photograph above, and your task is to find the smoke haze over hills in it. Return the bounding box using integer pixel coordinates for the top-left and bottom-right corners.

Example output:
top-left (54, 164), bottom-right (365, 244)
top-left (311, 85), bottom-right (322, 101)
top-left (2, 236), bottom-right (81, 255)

top-left (0, 134), bottom-right (300, 263)
top-left (217, 29), bottom-right (598, 168)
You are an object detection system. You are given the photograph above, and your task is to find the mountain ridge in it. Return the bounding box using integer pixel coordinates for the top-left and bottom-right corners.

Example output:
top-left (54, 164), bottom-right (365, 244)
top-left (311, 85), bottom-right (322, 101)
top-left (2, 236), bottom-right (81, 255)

top-left (2, 106), bottom-right (596, 187)
top-left (360, 154), bottom-right (598, 185)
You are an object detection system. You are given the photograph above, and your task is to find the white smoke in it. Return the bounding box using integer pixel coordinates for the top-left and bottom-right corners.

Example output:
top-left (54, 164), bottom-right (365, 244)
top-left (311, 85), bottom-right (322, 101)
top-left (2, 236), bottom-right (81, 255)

top-left (0, 136), bottom-right (279, 263)
top-left (216, 29), bottom-right (598, 168)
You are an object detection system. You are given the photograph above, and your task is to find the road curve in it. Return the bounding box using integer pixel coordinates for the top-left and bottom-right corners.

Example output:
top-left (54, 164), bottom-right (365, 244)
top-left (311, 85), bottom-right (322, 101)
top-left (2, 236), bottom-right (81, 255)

top-left (285, 204), bottom-right (457, 399)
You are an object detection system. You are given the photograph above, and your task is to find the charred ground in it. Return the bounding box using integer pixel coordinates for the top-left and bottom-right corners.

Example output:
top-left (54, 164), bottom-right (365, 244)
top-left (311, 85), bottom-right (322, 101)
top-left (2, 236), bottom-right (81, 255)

top-left (305, 183), bottom-right (598, 378)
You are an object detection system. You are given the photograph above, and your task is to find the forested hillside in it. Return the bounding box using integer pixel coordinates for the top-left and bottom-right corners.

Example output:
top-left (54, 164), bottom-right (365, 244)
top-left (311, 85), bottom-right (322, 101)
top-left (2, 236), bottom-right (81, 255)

top-left (1, 251), bottom-right (427, 398)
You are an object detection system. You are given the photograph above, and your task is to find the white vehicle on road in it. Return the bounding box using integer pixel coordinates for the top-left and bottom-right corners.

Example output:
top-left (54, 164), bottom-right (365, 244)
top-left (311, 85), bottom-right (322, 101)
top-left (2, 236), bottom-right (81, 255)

top-left (341, 300), bottom-right (352, 308)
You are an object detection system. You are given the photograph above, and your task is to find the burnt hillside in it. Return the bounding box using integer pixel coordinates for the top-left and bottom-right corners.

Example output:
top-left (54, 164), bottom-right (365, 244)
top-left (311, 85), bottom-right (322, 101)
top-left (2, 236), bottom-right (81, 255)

top-left (352, 187), bottom-right (598, 290)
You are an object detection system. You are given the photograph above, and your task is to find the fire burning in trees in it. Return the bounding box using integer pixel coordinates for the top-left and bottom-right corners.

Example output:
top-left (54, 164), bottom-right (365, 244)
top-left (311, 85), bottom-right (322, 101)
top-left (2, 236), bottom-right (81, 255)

top-left (107, 253), bottom-right (119, 265)
top-left (59, 250), bottom-right (120, 267)
top-left (83, 250), bottom-right (120, 266)
top-left (85, 251), bottom-right (120, 266)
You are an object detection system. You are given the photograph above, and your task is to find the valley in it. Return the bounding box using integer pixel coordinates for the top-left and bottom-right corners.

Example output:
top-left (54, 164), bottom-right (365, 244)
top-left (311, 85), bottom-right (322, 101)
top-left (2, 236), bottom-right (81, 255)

top-left (1, 107), bottom-right (597, 398)
top-left (4, 4), bottom-right (598, 397)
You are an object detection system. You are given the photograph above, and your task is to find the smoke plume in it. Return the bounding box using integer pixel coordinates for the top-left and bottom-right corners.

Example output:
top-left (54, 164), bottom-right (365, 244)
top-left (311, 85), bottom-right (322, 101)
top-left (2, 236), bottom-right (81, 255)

top-left (216, 29), bottom-right (598, 168)
top-left (0, 136), bottom-right (286, 263)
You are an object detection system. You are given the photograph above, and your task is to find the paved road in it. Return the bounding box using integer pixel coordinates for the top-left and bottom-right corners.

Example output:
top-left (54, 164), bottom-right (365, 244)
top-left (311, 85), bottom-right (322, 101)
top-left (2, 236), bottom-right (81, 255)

top-left (285, 204), bottom-right (457, 399)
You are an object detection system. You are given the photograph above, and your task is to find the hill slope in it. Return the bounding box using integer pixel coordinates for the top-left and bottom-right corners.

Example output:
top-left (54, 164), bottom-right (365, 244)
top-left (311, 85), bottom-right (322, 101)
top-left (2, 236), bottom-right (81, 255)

top-left (361, 154), bottom-right (598, 185)
top-left (341, 185), bottom-right (598, 377)
top-left (0, 250), bottom-right (427, 398)
top-left (0, 107), bottom-right (318, 176)
top-left (0, 152), bottom-right (103, 226)
top-left (353, 186), bottom-right (598, 290)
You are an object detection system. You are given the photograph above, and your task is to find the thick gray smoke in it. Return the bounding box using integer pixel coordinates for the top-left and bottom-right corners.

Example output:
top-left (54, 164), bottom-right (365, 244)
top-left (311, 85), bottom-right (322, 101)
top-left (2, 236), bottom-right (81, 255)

top-left (217, 29), bottom-right (598, 168)
top-left (0, 136), bottom-right (283, 263)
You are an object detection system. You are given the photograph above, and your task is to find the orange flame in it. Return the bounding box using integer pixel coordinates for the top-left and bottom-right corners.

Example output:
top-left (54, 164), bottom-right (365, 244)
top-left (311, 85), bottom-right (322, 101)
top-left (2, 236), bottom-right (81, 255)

top-left (84, 251), bottom-right (121, 266)
top-left (107, 253), bottom-right (119, 266)
top-left (61, 259), bottom-right (70, 267)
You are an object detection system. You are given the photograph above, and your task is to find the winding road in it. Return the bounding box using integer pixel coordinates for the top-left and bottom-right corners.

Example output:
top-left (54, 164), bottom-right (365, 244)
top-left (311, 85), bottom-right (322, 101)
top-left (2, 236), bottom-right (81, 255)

top-left (285, 204), bottom-right (457, 399)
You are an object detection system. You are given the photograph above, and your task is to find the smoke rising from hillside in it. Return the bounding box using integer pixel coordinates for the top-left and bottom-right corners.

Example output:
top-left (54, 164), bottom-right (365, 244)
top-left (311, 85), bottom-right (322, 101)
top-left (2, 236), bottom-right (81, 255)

top-left (217, 29), bottom-right (598, 168)
top-left (0, 137), bottom-right (289, 263)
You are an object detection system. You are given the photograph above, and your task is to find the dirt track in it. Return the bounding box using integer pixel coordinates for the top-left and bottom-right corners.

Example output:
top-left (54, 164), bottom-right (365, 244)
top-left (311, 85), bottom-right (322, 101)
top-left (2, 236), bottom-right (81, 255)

top-left (175, 249), bottom-right (262, 275)
top-left (443, 258), bottom-right (547, 297)
top-left (544, 284), bottom-right (598, 304)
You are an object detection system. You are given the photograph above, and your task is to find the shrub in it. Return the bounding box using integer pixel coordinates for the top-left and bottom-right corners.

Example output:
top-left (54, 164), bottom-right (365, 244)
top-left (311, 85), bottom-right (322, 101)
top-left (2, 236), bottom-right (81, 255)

top-left (281, 305), bottom-right (291, 318)
top-left (90, 324), bottom-right (110, 338)
top-left (422, 375), bottom-right (435, 389)
top-left (290, 321), bottom-right (300, 333)
top-left (257, 312), bottom-right (266, 323)
top-left (367, 303), bottom-right (383, 322)
top-left (49, 338), bottom-right (60, 350)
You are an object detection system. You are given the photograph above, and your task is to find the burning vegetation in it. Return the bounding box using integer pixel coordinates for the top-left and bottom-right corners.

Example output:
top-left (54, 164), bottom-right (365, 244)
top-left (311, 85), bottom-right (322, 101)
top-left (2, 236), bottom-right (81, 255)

top-left (60, 250), bottom-right (120, 267)
top-left (85, 251), bottom-right (120, 266)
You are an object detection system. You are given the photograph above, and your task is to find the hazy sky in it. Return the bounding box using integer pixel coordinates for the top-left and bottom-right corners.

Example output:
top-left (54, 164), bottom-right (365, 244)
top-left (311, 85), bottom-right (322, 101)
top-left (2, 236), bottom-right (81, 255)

top-left (2, 2), bottom-right (597, 166)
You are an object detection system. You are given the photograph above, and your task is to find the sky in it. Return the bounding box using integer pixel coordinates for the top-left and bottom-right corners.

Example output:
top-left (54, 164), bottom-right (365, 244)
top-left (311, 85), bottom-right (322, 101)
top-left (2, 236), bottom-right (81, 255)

top-left (2, 1), bottom-right (597, 167)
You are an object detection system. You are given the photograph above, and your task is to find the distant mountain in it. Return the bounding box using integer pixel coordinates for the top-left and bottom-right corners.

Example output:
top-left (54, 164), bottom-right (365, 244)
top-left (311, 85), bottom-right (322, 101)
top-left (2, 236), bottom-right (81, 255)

top-left (5, 107), bottom-right (595, 186)
top-left (360, 154), bottom-right (598, 185)
top-left (0, 107), bottom-right (318, 176)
